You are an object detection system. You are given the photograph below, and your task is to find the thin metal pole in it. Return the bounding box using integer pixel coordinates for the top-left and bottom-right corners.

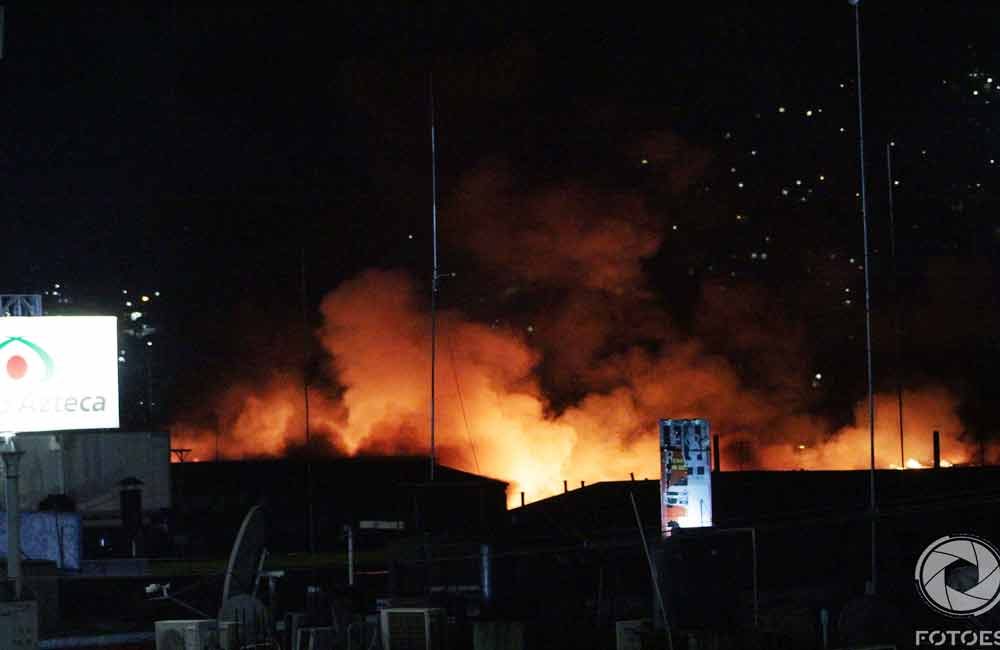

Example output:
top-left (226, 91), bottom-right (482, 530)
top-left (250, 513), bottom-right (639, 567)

top-left (852, 0), bottom-right (878, 595)
top-left (145, 344), bottom-right (154, 428)
top-left (429, 75), bottom-right (439, 482)
top-left (1, 437), bottom-right (23, 599)
top-left (301, 246), bottom-right (315, 554)
top-left (751, 528), bottom-right (759, 628)
top-left (630, 492), bottom-right (673, 650)
top-left (887, 142), bottom-right (904, 467)
top-left (347, 525), bottom-right (354, 586)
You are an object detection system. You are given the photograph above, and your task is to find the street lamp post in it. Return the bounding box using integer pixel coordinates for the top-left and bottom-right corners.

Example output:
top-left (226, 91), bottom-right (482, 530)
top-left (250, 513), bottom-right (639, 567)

top-left (0, 437), bottom-right (24, 599)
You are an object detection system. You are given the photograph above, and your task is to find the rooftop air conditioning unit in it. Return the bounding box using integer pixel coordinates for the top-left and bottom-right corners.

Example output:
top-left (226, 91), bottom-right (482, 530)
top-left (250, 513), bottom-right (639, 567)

top-left (295, 626), bottom-right (335, 650)
top-left (380, 608), bottom-right (445, 650)
top-left (0, 601), bottom-right (38, 648)
top-left (284, 611), bottom-right (308, 650)
top-left (616, 619), bottom-right (648, 650)
top-left (155, 619), bottom-right (219, 650)
top-left (218, 620), bottom-right (239, 650)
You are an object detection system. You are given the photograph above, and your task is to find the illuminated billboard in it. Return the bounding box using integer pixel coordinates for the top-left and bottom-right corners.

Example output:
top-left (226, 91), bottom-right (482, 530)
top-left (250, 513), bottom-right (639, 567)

top-left (0, 317), bottom-right (119, 432)
top-left (659, 418), bottom-right (712, 536)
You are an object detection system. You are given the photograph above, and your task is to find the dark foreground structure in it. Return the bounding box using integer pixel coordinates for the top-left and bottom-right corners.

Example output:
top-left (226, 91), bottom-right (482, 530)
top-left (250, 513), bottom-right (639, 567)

top-left (171, 456), bottom-right (509, 554)
top-left (509, 467), bottom-right (1000, 648)
top-left (35, 461), bottom-right (1000, 648)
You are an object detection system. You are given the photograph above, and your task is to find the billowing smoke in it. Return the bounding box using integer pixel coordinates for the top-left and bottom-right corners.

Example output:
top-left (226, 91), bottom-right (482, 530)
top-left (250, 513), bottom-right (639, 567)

top-left (748, 386), bottom-right (970, 471)
top-left (170, 145), bottom-right (974, 505)
top-left (170, 371), bottom-right (348, 460)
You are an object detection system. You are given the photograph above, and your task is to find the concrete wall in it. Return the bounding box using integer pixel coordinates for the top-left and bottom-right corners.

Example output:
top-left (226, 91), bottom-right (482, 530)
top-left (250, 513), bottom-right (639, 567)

top-left (6, 431), bottom-right (170, 514)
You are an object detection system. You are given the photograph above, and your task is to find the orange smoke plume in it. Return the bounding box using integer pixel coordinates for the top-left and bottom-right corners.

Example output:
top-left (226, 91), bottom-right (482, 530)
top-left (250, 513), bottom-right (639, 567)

top-left (743, 386), bottom-right (969, 471)
top-left (169, 372), bottom-right (347, 461)
top-left (169, 150), bottom-right (975, 506)
top-left (171, 268), bottom-right (973, 505)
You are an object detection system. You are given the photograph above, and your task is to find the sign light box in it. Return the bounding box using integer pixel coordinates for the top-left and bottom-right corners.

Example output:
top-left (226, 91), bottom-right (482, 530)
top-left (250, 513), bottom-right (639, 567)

top-left (0, 316), bottom-right (119, 432)
top-left (660, 418), bottom-right (713, 536)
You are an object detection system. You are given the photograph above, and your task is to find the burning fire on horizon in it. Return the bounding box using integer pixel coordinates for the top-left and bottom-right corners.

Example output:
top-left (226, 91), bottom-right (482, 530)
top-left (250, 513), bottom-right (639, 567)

top-left (168, 270), bottom-right (973, 506)
top-left (170, 153), bottom-right (985, 506)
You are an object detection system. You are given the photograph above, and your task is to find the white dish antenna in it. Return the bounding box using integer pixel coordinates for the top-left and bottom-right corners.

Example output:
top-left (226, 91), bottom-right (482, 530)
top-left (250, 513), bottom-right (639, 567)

top-left (219, 505), bottom-right (271, 644)
top-left (220, 504), bottom-right (268, 603)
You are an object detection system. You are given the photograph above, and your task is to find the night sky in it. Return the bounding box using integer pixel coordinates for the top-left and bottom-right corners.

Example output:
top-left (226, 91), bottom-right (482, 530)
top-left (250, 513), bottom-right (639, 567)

top-left (2, 3), bottom-right (999, 443)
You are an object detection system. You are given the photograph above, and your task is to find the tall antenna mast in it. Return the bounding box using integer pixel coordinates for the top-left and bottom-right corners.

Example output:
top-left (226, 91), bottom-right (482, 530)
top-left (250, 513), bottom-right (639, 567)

top-left (887, 141), bottom-right (904, 468)
top-left (429, 73), bottom-right (439, 482)
top-left (851, 0), bottom-right (878, 595)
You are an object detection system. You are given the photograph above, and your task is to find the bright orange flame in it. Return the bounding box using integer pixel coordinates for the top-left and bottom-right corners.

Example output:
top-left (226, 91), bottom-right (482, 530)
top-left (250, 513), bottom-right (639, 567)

top-left (170, 270), bottom-right (975, 508)
top-left (892, 458), bottom-right (956, 470)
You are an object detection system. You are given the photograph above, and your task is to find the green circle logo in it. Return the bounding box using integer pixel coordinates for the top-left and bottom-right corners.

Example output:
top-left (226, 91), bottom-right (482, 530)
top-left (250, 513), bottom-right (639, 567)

top-left (0, 337), bottom-right (54, 382)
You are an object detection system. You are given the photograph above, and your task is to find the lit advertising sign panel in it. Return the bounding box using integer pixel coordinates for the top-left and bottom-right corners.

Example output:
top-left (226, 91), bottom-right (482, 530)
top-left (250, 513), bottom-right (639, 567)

top-left (0, 317), bottom-right (119, 432)
top-left (659, 418), bottom-right (713, 536)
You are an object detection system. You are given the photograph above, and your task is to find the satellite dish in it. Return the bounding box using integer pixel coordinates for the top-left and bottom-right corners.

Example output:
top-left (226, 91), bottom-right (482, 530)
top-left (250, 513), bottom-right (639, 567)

top-left (220, 505), bottom-right (269, 610)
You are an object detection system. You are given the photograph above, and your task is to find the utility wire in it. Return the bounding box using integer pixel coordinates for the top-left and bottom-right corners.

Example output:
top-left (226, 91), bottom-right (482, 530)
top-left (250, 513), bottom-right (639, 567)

top-left (444, 329), bottom-right (481, 474)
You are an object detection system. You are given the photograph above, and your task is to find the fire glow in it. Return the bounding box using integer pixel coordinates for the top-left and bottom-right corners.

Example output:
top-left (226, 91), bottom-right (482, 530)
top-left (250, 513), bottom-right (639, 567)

top-left (170, 270), bottom-right (972, 506)
top-left (170, 163), bottom-right (978, 507)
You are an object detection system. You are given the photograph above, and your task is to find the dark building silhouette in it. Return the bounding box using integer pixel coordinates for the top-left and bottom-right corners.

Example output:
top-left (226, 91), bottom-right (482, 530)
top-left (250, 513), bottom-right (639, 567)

top-left (171, 456), bottom-right (508, 555)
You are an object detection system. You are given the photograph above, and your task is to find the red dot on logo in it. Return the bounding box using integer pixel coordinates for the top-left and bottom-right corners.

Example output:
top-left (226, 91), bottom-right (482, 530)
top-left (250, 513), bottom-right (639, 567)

top-left (6, 356), bottom-right (27, 380)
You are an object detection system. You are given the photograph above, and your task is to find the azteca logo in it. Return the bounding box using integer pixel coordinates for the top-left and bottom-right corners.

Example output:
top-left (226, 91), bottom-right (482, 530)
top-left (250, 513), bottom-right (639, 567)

top-left (0, 336), bottom-right (55, 384)
top-left (0, 334), bottom-right (108, 416)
